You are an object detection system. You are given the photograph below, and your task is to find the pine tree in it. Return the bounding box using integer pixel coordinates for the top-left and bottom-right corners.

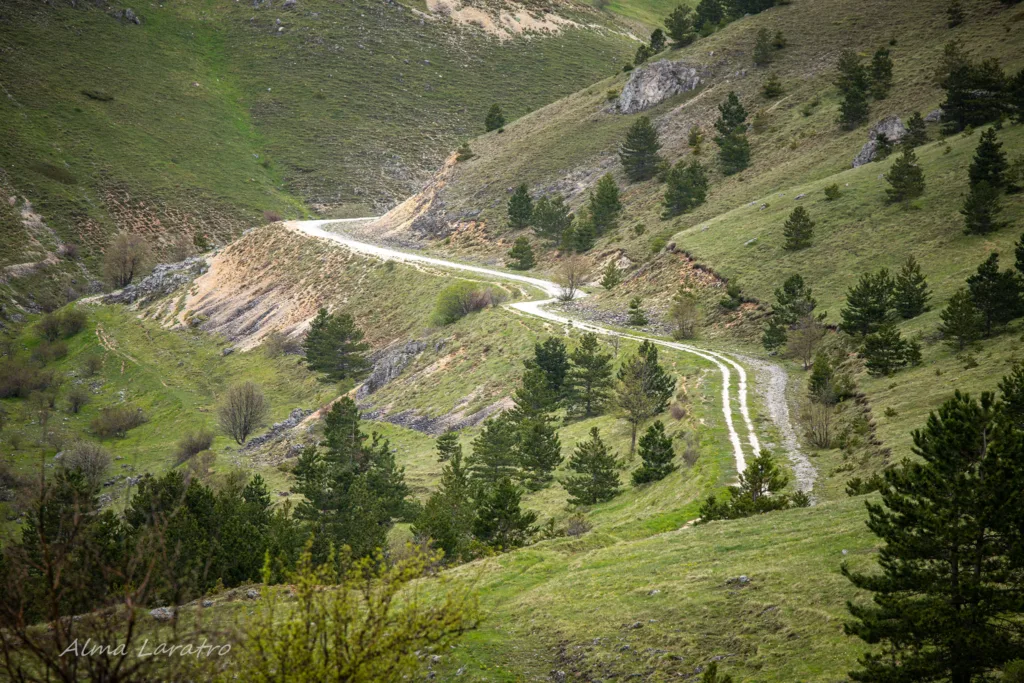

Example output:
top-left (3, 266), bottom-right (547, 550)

top-left (616, 341), bottom-right (676, 453)
top-left (688, 125), bottom-right (704, 154)
top-left (589, 174), bottom-right (622, 235)
top-left (506, 237), bottom-right (536, 271)
top-left (840, 269), bottom-right (895, 336)
top-left (998, 362), bottom-right (1024, 429)
top-left (485, 104), bottom-right (505, 132)
top-left (669, 285), bottom-right (699, 340)
top-left (968, 128), bottom-right (1008, 190)
top-left (412, 432), bottom-right (475, 562)
top-left (303, 308), bottom-right (372, 382)
top-left (967, 253), bottom-right (1022, 336)
top-left (714, 92), bottom-right (751, 175)
top-left (946, 0), bottom-right (964, 27)
top-left (869, 47), bottom-right (894, 99)
top-left (634, 43), bottom-right (653, 66)
top-left (835, 50), bottom-right (870, 128)
top-left (468, 415), bottom-right (521, 487)
top-left (662, 159), bottom-right (709, 217)
top-left (532, 337), bottom-right (570, 398)
top-left (472, 478), bottom-right (538, 550)
top-left (571, 214), bottom-right (596, 253)
top-left (631, 421), bottom-right (677, 485)
top-left (649, 28), bottom-right (667, 53)
top-left (940, 48), bottom-right (1007, 133)
top-left (566, 332), bottom-right (614, 417)
top-left (507, 184), bottom-right (533, 229)
top-left (884, 147), bottom-right (925, 203)
top-left (938, 288), bottom-right (982, 350)
top-left (772, 274), bottom-right (818, 325)
top-left (600, 260), bottom-right (622, 289)
top-left (511, 366), bottom-right (559, 421)
top-left (903, 111), bottom-right (929, 147)
top-left (515, 417), bottom-right (562, 490)
top-left (456, 141), bottom-right (475, 162)
top-left (893, 255), bottom-right (931, 318)
top-left (761, 317), bottom-right (788, 353)
top-left (665, 4), bottom-right (696, 45)
top-left (843, 391), bottom-right (1024, 682)
top-left (753, 28), bottom-right (773, 66)
top-left (961, 181), bottom-right (1007, 235)
top-left (694, 0), bottom-right (723, 30)
top-left (861, 324), bottom-right (912, 377)
top-left (532, 194), bottom-right (573, 241)
top-left (762, 72), bottom-right (784, 99)
top-left (782, 206), bottom-right (814, 251)
top-left (627, 297), bottom-right (648, 326)
top-left (563, 427), bottom-right (622, 505)
top-left (619, 117), bottom-right (662, 182)
top-left (699, 449), bottom-right (791, 521)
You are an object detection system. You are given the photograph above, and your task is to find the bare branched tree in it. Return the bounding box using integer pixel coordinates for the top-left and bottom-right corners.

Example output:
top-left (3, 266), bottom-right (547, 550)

top-left (786, 314), bottom-right (826, 370)
top-left (556, 254), bottom-right (592, 302)
top-left (218, 382), bottom-right (269, 445)
top-left (61, 441), bottom-right (112, 489)
top-left (103, 233), bottom-right (152, 289)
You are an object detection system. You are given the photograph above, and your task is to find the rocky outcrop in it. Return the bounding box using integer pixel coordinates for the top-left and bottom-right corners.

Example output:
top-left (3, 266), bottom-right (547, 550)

top-left (924, 108), bottom-right (943, 123)
top-left (852, 116), bottom-right (907, 167)
top-left (370, 397), bottom-right (514, 435)
top-left (617, 60), bottom-right (702, 114)
top-left (356, 340), bottom-right (427, 399)
top-left (102, 257), bottom-right (208, 306)
top-left (242, 408), bottom-right (312, 452)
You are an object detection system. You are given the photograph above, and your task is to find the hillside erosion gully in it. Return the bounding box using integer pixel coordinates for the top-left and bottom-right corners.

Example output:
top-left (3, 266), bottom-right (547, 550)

top-left (288, 218), bottom-right (815, 493)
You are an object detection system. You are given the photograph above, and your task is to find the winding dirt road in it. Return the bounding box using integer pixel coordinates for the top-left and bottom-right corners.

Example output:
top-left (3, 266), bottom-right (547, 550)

top-left (290, 219), bottom-right (811, 489)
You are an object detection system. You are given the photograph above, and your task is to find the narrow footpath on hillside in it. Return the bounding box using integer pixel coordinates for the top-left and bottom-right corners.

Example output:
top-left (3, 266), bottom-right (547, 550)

top-left (288, 219), bottom-right (815, 492)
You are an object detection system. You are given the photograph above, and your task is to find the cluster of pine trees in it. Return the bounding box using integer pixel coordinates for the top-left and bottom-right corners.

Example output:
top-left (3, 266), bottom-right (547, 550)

top-left (506, 175), bottom-right (622, 254)
top-left (939, 243), bottom-right (1024, 350)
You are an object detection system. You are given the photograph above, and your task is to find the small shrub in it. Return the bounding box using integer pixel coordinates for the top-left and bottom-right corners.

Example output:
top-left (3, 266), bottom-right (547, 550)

top-left (58, 309), bottom-right (87, 337)
top-left (175, 429), bottom-right (215, 464)
top-left (606, 89), bottom-right (619, 101)
top-left (431, 282), bottom-right (506, 326)
top-left (57, 243), bottom-right (80, 260)
top-left (91, 405), bottom-right (147, 438)
top-left (632, 224), bottom-right (646, 236)
top-left (670, 403), bottom-right (687, 420)
top-left (680, 433), bottom-right (700, 467)
top-left (804, 402), bottom-right (835, 449)
top-left (564, 513), bottom-right (593, 537)
top-left (66, 386), bottom-right (90, 414)
top-left (62, 441), bottom-right (111, 488)
top-left (82, 355), bottom-right (104, 377)
top-left (31, 341), bottom-right (68, 365)
top-left (0, 361), bottom-right (53, 398)
top-left (37, 314), bottom-right (63, 342)
top-left (649, 234), bottom-right (669, 254)
top-left (883, 406), bottom-right (898, 418)
top-left (263, 210), bottom-right (282, 223)
top-left (845, 473), bottom-right (885, 496)
top-left (263, 330), bottom-right (301, 357)
top-left (824, 184), bottom-right (841, 200)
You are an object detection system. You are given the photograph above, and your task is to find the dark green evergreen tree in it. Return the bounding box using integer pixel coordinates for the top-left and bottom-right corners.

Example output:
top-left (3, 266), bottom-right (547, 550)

top-left (762, 72), bottom-right (784, 98)
top-left (714, 92), bottom-right (751, 175)
top-left (753, 28), bottom-right (773, 66)
top-left (627, 297), bottom-right (648, 326)
top-left (662, 159), bottom-right (709, 217)
top-left (940, 47), bottom-right (1007, 133)
top-left (772, 274), bottom-right (818, 325)
top-left (782, 206), bottom-right (814, 251)
top-left (835, 50), bottom-right (870, 128)
top-left (884, 147), bottom-right (925, 203)
top-left (571, 214), bottom-right (596, 252)
top-left (515, 416), bottom-right (563, 490)
top-left (532, 337), bottom-right (570, 398)
top-left (947, 0), bottom-right (964, 27)
top-left (699, 449), bottom-right (791, 521)
top-left (665, 4), bottom-right (696, 45)
top-left (961, 181), bottom-right (1007, 235)
top-left (649, 28), bottom-right (667, 53)
top-left (761, 317), bottom-right (788, 353)
top-left (468, 414), bottom-right (521, 487)
top-left (472, 478), bottom-right (538, 550)
top-left (870, 47), bottom-right (894, 99)
top-left (903, 111), bottom-right (929, 147)
top-left (968, 128), bottom-right (1009, 190)
top-left (566, 332), bottom-right (614, 417)
top-left (412, 432), bottom-right (475, 563)
top-left (511, 366), bottom-right (560, 421)
top-left (506, 237), bottom-right (536, 270)
top-left (619, 116), bottom-right (663, 182)
top-left (967, 252), bottom-right (1022, 336)
top-left (893, 255), bottom-right (931, 319)
top-left (616, 341), bottom-right (676, 453)
top-left (532, 194), bottom-right (573, 241)
top-left (694, 0), bottom-right (723, 30)
top-left (601, 260), bottom-right (622, 289)
top-left (631, 421), bottom-right (677, 485)
top-left (939, 288), bottom-right (983, 350)
top-left (589, 174), bottom-right (622, 235)
top-left (862, 324), bottom-right (912, 377)
top-left (563, 427), bottom-right (622, 505)
top-left (998, 362), bottom-right (1024, 429)
top-left (485, 104), bottom-right (505, 132)
top-left (634, 43), bottom-right (653, 66)
top-left (840, 269), bottom-right (895, 336)
top-left (508, 184), bottom-right (533, 230)
top-left (843, 391), bottom-right (1024, 682)
top-left (302, 308), bottom-right (371, 382)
